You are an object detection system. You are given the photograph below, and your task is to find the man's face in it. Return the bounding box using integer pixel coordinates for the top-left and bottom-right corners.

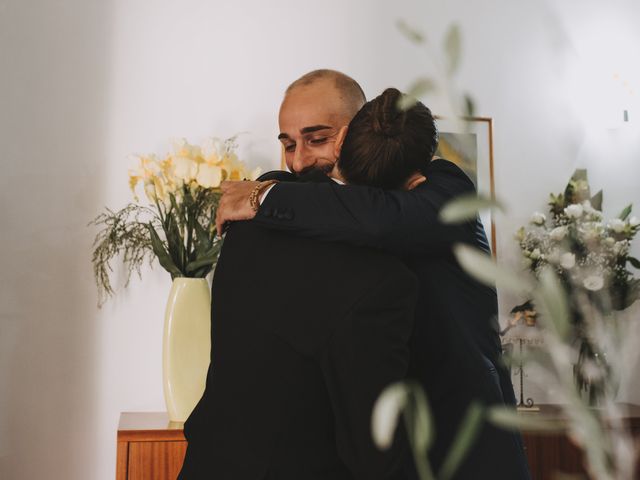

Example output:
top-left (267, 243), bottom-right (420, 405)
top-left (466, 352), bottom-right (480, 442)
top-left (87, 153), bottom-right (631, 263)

top-left (278, 81), bottom-right (350, 175)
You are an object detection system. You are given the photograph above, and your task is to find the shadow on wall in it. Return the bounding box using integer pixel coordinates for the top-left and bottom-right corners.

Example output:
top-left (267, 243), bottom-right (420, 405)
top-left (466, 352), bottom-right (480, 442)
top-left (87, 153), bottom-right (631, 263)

top-left (0, 1), bottom-right (113, 479)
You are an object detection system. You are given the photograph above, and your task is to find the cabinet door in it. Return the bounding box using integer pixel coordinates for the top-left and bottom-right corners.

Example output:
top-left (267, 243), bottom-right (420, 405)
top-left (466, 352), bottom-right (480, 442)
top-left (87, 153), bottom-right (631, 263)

top-left (523, 433), bottom-right (584, 479)
top-left (128, 441), bottom-right (187, 480)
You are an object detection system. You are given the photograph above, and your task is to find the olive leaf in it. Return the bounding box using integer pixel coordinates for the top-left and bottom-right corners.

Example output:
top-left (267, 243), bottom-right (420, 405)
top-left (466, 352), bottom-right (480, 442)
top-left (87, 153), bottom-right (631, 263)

top-left (487, 406), bottom-right (564, 433)
top-left (397, 19), bottom-right (426, 44)
top-left (534, 268), bottom-right (570, 340)
top-left (463, 94), bottom-right (475, 118)
top-left (443, 24), bottom-right (461, 75)
top-left (438, 402), bottom-right (484, 480)
top-left (405, 382), bottom-right (434, 456)
top-left (372, 381), bottom-right (436, 480)
top-left (453, 243), bottom-right (533, 294)
top-left (372, 382), bottom-right (410, 451)
top-left (398, 78), bottom-right (437, 110)
top-left (439, 193), bottom-right (504, 224)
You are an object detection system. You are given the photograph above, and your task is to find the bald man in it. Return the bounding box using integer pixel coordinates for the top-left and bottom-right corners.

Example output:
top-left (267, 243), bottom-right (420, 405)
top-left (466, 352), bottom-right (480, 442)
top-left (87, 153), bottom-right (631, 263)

top-left (217, 70), bottom-right (531, 480)
top-left (277, 70), bottom-right (366, 175)
top-left (178, 70), bottom-right (418, 480)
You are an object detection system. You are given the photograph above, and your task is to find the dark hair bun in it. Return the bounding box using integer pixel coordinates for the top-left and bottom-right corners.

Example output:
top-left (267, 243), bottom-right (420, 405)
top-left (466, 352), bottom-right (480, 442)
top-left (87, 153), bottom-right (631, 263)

top-left (371, 88), bottom-right (406, 138)
top-left (338, 86), bottom-right (437, 189)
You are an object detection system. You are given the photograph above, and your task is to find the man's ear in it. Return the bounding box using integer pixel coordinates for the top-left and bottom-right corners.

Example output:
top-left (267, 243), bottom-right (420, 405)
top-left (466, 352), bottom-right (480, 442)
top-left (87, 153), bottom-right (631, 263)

top-left (334, 125), bottom-right (349, 158)
top-left (404, 172), bottom-right (427, 190)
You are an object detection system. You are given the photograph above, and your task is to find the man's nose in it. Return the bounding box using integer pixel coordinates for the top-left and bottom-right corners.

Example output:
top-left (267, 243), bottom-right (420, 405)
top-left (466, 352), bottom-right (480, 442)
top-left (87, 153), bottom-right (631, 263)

top-left (291, 144), bottom-right (315, 174)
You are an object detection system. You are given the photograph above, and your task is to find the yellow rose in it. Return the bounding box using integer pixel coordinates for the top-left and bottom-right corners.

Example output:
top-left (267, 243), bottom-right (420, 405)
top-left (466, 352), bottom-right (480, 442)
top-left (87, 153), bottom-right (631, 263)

top-left (202, 138), bottom-right (222, 165)
top-left (172, 138), bottom-right (200, 159)
top-left (144, 181), bottom-right (158, 202)
top-left (128, 154), bottom-right (164, 201)
top-left (128, 172), bottom-right (141, 201)
top-left (172, 156), bottom-right (199, 182)
top-left (196, 164), bottom-right (223, 188)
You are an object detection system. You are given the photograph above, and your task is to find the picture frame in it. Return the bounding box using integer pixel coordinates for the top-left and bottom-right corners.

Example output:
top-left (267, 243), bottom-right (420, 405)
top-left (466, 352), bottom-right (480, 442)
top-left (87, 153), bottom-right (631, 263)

top-left (434, 116), bottom-right (496, 256)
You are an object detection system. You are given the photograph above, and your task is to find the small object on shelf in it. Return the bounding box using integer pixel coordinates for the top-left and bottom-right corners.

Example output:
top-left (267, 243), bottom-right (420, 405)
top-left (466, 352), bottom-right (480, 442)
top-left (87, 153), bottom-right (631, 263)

top-left (502, 301), bottom-right (540, 411)
top-left (512, 338), bottom-right (539, 412)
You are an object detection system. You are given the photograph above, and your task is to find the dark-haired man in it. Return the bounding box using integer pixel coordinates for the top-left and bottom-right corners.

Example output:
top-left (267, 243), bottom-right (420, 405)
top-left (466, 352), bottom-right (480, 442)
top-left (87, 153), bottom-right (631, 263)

top-left (217, 69), bottom-right (531, 480)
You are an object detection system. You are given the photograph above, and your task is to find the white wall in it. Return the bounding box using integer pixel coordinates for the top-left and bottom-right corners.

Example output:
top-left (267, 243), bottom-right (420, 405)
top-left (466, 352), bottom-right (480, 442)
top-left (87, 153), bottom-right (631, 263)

top-left (1, 0), bottom-right (639, 478)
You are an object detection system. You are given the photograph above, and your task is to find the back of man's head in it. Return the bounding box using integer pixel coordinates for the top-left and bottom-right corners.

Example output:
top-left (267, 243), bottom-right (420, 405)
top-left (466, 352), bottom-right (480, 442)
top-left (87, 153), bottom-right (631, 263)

top-left (285, 69), bottom-right (366, 123)
top-left (338, 88), bottom-right (438, 189)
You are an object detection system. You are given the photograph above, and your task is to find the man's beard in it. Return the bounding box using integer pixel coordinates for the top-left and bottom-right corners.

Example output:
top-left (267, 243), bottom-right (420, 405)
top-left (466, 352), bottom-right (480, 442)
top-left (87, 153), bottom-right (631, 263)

top-left (296, 163), bottom-right (334, 177)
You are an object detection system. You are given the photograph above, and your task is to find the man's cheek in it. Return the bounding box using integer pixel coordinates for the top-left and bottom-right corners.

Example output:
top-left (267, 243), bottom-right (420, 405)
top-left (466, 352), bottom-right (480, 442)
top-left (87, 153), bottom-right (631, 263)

top-left (284, 155), bottom-right (295, 171)
top-left (319, 145), bottom-right (338, 161)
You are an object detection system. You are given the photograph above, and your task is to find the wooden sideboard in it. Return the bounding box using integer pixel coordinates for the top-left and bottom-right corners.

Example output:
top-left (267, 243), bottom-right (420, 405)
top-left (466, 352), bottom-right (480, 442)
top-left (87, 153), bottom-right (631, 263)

top-left (117, 405), bottom-right (640, 479)
top-left (117, 412), bottom-right (186, 480)
top-left (519, 403), bottom-right (640, 479)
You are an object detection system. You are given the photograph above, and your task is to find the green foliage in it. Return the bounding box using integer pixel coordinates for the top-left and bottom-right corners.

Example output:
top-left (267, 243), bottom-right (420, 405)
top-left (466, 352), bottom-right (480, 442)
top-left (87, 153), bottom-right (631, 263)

top-left (398, 79), bottom-right (437, 110)
top-left (439, 193), bottom-right (504, 224)
top-left (487, 406), bottom-right (564, 433)
top-left (147, 222), bottom-right (182, 279)
top-left (88, 204), bottom-right (157, 307)
top-left (393, 10), bottom-right (640, 474)
top-left (519, 168), bottom-right (639, 314)
top-left (618, 204), bottom-right (632, 221)
top-left (89, 184), bottom-right (223, 307)
top-left (373, 382), bottom-right (485, 480)
top-left (396, 19), bottom-right (426, 44)
top-left (452, 244), bottom-right (533, 295)
top-left (591, 190), bottom-right (603, 211)
top-left (438, 402), bottom-right (484, 480)
top-left (535, 268), bottom-right (571, 340)
top-left (402, 383), bottom-right (436, 480)
top-left (443, 24), bottom-right (461, 76)
top-left (548, 192), bottom-right (566, 217)
top-left (462, 94), bottom-right (475, 118)
top-left (395, 20), bottom-right (469, 119)
top-left (564, 168), bottom-right (591, 204)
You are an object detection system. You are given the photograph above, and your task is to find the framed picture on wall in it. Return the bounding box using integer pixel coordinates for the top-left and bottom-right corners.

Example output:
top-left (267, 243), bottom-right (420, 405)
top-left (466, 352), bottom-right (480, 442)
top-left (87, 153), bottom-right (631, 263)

top-left (434, 116), bottom-right (496, 255)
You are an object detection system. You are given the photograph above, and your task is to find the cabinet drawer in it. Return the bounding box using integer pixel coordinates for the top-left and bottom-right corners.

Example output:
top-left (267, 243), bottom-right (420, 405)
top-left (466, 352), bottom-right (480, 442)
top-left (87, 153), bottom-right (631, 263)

top-left (127, 441), bottom-right (187, 480)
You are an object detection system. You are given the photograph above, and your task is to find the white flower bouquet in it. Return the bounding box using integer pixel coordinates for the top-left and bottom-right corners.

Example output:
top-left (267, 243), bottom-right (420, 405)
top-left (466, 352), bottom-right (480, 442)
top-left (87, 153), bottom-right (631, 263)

top-left (90, 136), bottom-right (261, 306)
top-left (517, 169), bottom-right (640, 311)
top-left (516, 169), bottom-right (639, 402)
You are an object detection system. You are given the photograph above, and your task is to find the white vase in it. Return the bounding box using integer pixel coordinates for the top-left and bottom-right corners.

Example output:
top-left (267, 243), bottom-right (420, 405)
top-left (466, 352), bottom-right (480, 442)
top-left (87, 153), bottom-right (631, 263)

top-left (163, 277), bottom-right (211, 422)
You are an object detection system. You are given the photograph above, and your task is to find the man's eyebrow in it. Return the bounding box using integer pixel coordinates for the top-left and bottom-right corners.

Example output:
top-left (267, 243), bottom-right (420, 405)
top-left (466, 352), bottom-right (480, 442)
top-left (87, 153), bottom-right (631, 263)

top-left (277, 125), bottom-right (333, 141)
top-left (300, 125), bottom-right (332, 135)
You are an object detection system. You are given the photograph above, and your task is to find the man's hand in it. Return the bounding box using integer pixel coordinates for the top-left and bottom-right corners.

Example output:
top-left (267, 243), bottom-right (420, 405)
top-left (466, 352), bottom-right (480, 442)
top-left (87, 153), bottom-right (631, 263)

top-left (215, 181), bottom-right (261, 236)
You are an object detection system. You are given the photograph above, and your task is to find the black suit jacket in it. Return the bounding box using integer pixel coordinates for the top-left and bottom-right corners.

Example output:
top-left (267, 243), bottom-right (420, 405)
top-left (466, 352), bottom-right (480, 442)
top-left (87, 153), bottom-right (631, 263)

top-left (179, 219), bottom-right (418, 480)
top-left (252, 160), bottom-right (531, 480)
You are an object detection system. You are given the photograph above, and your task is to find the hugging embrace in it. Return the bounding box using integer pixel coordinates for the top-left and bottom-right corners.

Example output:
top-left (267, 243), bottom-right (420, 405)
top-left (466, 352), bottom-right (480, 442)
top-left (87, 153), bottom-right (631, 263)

top-left (178, 70), bottom-right (531, 480)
